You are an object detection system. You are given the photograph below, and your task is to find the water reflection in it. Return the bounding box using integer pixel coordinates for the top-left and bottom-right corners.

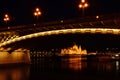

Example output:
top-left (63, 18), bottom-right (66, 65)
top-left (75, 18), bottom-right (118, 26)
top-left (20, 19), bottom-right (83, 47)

top-left (30, 57), bottom-right (120, 80)
top-left (61, 57), bottom-right (87, 71)
top-left (60, 57), bottom-right (120, 72)
top-left (116, 61), bottom-right (119, 71)
top-left (31, 57), bottom-right (120, 72)
top-left (0, 65), bottom-right (30, 80)
top-left (0, 57), bottom-right (120, 80)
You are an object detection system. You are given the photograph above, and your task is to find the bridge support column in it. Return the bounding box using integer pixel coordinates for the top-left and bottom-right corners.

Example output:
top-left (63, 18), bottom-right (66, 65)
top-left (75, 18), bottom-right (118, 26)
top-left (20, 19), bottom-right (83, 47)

top-left (0, 50), bottom-right (31, 65)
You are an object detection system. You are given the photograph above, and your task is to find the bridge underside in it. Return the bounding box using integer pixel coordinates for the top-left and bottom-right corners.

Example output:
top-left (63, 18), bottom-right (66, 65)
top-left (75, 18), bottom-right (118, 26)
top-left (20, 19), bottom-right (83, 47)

top-left (2, 33), bottom-right (120, 52)
top-left (0, 13), bottom-right (120, 52)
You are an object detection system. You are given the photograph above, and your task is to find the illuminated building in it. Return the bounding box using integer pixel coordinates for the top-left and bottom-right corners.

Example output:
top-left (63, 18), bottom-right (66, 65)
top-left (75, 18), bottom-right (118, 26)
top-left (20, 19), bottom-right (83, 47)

top-left (61, 44), bottom-right (87, 55)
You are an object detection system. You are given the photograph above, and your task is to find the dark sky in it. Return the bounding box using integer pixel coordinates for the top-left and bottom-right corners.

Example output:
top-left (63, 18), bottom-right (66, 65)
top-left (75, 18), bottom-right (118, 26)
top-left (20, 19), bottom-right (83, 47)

top-left (0, 0), bottom-right (120, 26)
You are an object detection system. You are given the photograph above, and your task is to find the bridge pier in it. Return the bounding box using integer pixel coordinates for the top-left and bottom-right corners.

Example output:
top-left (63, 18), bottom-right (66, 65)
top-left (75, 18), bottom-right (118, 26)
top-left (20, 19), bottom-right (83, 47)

top-left (0, 49), bottom-right (31, 65)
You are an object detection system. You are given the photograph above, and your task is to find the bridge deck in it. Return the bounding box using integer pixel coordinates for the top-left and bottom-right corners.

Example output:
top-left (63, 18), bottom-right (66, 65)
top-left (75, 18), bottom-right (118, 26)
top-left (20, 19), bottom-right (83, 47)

top-left (0, 13), bottom-right (120, 36)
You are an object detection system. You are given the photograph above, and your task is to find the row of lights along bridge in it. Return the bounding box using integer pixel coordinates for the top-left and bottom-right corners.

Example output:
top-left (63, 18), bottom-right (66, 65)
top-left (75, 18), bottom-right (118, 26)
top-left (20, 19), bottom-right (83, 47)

top-left (3, 0), bottom-right (92, 26)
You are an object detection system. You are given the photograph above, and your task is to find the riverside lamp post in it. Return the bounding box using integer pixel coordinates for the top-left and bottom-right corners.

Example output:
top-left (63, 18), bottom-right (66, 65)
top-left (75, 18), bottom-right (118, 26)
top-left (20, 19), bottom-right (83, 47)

top-left (3, 14), bottom-right (10, 25)
top-left (33, 7), bottom-right (42, 22)
top-left (78, 0), bottom-right (88, 17)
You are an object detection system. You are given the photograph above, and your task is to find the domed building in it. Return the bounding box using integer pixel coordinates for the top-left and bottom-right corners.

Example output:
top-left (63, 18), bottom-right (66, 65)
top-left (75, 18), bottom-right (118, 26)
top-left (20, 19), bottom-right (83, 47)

top-left (61, 44), bottom-right (87, 55)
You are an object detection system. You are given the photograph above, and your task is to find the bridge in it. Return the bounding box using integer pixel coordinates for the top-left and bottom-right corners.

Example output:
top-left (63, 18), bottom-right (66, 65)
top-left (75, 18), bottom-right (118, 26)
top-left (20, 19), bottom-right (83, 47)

top-left (0, 13), bottom-right (120, 64)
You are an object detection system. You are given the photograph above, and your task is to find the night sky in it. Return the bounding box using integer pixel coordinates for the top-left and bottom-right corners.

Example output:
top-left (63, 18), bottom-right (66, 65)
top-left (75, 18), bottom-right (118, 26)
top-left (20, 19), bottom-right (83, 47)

top-left (0, 0), bottom-right (120, 26)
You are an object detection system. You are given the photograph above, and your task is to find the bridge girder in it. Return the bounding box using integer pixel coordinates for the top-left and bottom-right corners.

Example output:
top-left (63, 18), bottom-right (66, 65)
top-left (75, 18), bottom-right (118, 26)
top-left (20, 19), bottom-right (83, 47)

top-left (0, 13), bottom-right (120, 48)
top-left (0, 28), bottom-right (120, 48)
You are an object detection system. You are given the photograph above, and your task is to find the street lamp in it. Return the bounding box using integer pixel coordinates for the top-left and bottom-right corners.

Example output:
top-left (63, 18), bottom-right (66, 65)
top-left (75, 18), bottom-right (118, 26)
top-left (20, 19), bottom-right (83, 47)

top-left (96, 15), bottom-right (99, 19)
top-left (3, 14), bottom-right (10, 25)
top-left (33, 7), bottom-right (42, 22)
top-left (78, 0), bottom-right (88, 17)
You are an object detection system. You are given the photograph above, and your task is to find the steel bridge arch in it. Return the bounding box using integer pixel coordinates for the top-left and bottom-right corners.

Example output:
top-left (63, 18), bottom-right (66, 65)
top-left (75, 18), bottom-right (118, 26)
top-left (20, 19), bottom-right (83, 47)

top-left (0, 28), bottom-right (120, 47)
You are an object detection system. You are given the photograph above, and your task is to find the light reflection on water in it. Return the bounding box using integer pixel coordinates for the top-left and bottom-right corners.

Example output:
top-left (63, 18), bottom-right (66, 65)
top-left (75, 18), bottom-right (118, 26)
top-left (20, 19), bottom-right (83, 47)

top-left (0, 65), bottom-right (30, 80)
top-left (30, 57), bottom-right (120, 80)
top-left (0, 57), bottom-right (120, 80)
top-left (61, 57), bottom-right (87, 71)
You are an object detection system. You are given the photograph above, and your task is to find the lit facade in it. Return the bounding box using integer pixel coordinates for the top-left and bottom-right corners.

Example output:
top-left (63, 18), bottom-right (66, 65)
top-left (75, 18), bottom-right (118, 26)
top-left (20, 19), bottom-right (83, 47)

top-left (61, 44), bottom-right (87, 55)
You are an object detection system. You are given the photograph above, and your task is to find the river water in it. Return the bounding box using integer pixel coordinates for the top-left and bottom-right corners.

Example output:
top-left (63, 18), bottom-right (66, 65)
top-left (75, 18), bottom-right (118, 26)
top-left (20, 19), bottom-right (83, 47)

top-left (0, 57), bottom-right (120, 80)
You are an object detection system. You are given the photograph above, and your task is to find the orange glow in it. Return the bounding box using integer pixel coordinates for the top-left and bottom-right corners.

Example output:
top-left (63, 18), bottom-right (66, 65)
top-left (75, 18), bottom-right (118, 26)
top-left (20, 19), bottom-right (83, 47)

top-left (38, 12), bottom-right (41, 15)
top-left (96, 15), bottom-right (99, 19)
top-left (79, 4), bottom-right (83, 8)
top-left (0, 66), bottom-right (29, 80)
top-left (61, 57), bottom-right (87, 70)
top-left (68, 58), bottom-right (82, 70)
top-left (36, 8), bottom-right (39, 11)
top-left (81, 0), bottom-right (85, 3)
top-left (84, 3), bottom-right (88, 7)
top-left (79, 0), bottom-right (88, 8)
top-left (0, 48), bottom-right (30, 64)
top-left (34, 12), bottom-right (37, 16)
top-left (3, 14), bottom-right (10, 22)
top-left (61, 44), bottom-right (87, 55)
top-left (5, 14), bottom-right (8, 17)
top-left (33, 7), bottom-right (42, 16)
top-left (6, 17), bottom-right (9, 20)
